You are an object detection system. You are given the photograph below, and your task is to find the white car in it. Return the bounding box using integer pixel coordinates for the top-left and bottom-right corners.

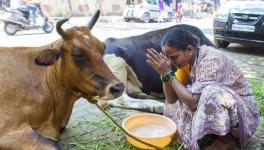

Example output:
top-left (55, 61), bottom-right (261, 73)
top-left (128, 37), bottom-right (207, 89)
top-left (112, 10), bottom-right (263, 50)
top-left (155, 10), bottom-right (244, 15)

top-left (123, 0), bottom-right (174, 23)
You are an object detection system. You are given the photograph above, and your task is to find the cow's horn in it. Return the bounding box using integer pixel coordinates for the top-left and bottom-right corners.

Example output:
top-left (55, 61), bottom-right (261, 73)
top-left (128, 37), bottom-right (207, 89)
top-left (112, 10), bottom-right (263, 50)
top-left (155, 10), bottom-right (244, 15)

top-left (87, 10), bottom-right (100, 30)
top-left (56, 18), bottom-right (69, 37)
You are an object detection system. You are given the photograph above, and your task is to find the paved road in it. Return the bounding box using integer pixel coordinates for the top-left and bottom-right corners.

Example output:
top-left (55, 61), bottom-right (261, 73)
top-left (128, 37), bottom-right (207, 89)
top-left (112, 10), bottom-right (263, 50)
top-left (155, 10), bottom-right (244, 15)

top-left (1, 17), bottom-right (263, 79)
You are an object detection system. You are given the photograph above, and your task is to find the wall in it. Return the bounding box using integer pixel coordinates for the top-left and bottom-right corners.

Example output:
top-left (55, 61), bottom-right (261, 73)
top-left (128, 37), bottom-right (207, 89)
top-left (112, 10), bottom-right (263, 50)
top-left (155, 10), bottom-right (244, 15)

top-left (41, 0), bottom-right (127, 17)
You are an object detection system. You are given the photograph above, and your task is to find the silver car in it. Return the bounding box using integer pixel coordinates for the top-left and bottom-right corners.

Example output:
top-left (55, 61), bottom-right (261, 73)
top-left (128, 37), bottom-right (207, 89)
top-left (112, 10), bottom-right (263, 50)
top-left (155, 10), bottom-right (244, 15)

top-left (123, 0), bottom-right (174, 23)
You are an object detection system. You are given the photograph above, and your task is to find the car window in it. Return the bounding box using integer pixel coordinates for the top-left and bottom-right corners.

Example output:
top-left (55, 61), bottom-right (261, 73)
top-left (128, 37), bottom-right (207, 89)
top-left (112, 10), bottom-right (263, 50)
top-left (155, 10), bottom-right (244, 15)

top-left (146, 0), bottom-right (157, 5)
top-left (127, 0), bottom-right (140, 5)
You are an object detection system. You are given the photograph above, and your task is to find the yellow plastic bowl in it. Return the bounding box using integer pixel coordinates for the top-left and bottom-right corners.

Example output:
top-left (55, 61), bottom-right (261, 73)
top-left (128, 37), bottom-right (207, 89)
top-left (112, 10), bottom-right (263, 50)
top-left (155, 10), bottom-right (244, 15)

top-left (122, 113), bottom-right (177, 149)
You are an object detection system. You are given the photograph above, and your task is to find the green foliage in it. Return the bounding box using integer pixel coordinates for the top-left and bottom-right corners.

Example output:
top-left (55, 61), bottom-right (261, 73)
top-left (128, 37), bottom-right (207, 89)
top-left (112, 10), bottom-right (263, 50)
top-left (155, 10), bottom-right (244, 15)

top-left (68, 115), bottom-right (183, 150)
top-left (248, 78), bottom-right (264, 116)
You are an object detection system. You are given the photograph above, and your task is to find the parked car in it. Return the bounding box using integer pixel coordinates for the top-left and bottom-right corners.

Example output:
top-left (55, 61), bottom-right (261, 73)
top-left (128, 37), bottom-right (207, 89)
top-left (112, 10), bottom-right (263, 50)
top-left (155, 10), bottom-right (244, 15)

top-left (123, 0), bottom-right (174, 23)
top-left (213, 1), bottom-right (264, 48)
top-left (200, 0), bottom-right (214, 13)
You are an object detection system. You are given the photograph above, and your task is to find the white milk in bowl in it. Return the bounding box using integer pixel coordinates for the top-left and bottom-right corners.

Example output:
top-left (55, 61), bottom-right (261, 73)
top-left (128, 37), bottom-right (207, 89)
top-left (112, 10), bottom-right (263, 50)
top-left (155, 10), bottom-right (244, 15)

top-left (131, 125), bottom-right (170, 138)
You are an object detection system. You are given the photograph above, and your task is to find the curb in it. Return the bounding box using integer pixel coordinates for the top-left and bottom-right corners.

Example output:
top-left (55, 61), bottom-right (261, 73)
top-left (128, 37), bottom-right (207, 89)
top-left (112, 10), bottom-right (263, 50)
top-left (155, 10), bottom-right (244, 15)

top-left (51, 16), bottom-right (124, 23)
top-left (98, 16), bottom-right (124, 23)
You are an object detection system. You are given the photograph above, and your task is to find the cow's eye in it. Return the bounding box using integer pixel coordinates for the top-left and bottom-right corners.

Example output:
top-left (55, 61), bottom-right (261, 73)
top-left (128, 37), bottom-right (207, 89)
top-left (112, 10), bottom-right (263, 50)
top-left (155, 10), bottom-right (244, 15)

top-left (72, 47), bottom-right (90, 69)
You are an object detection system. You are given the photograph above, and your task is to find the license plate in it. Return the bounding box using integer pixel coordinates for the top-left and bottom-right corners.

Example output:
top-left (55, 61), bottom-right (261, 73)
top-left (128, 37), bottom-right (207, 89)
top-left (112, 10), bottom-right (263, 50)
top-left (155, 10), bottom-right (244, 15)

top-left (232, 24), bottom-right (255, 32)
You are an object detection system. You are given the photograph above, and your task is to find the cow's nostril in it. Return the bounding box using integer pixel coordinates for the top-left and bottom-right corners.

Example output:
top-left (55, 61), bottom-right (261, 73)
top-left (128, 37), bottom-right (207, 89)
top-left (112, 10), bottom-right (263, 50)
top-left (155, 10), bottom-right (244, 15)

top-left (109, 83), bottom-right (125, 98)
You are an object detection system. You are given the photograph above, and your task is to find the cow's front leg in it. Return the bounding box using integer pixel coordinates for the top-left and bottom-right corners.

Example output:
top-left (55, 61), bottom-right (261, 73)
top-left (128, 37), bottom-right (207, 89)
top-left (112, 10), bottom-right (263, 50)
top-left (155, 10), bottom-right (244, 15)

top-left (0, 127), bottom-right (60, 150)
top-left (108, 93), bottom-right (165, 114)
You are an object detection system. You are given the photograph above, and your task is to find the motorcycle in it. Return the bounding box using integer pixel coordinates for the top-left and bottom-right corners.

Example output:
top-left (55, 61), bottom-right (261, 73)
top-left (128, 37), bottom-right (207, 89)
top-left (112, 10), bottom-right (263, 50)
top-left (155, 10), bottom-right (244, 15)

top-left (0, 4), bottom-right (54, 35)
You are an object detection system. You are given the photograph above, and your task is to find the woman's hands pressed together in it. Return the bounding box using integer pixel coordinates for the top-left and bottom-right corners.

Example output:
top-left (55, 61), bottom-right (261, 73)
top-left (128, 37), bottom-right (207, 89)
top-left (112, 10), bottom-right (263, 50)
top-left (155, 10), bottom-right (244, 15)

top-left (146, 48), bottom-right (172, 76)
top-left (146, 48), bottom-right (199, 111)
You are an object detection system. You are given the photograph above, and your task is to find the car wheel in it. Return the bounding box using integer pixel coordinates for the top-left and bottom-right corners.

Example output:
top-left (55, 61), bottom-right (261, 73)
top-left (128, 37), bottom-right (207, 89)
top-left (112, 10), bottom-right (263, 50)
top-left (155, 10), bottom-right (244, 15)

top-left (214, 38), bottom-right (230, 48)
top-left (142, 13), bottom-right (150, 23)
top-left (124, 18), bottom-right (131, 22)
top-left (167, 12), bottom-right (173, 22)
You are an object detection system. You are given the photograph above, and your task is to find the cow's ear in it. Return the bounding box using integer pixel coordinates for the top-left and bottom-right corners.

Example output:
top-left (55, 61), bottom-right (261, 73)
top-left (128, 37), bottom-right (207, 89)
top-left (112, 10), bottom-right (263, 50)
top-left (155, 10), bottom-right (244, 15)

top-left (34, 48), bottom-right (62, 66)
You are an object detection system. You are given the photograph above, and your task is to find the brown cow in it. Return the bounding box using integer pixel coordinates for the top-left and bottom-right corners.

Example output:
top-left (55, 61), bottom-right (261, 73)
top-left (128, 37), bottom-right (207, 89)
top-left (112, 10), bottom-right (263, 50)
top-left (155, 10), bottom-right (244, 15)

top-left (0, 10), bottom-right (124, 150)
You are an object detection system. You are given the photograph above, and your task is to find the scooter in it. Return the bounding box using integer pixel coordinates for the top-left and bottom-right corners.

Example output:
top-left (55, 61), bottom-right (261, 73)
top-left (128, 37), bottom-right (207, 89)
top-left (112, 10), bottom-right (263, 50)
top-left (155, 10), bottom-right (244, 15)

top-left (0, 4), bottom-right (54, 35)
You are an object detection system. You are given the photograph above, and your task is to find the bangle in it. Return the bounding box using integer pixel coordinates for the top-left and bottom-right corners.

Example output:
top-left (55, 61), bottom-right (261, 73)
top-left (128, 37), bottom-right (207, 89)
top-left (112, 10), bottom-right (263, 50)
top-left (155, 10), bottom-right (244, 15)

top-left (161, 71), bottom-right (175, 82)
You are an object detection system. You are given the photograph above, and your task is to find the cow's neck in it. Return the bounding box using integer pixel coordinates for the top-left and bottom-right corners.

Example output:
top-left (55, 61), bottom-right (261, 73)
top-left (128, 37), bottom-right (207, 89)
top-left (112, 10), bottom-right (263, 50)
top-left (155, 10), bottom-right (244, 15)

top-left (36, 43), bottom-right (81, 140)
top-left (41, 39), bottom-right (80, 108)
top-left (44, 49), bottom-right (81, 112)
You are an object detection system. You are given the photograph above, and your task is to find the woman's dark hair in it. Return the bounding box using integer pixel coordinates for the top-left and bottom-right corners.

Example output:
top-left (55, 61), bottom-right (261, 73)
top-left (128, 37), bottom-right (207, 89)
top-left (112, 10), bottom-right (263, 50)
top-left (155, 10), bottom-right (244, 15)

top-left (161, 28), bottom-right (199, 51)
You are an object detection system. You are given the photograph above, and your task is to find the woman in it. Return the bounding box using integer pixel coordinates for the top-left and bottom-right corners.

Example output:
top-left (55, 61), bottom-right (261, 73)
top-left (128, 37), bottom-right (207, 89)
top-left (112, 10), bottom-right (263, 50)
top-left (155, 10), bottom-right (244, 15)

top-left (175, 0), bottom-right (183, 22)
top-left (158, 0), bottom-right (165, 23)
top-left (146, 29), bottom-right (259, 150)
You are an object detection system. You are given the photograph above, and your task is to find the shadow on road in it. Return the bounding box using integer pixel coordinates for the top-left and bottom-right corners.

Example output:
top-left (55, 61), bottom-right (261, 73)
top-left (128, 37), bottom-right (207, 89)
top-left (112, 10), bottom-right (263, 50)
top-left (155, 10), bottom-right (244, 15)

top-left (221, 44), bottom-right (264, 56)
top-left (11, 32), bottom-right (53, 36)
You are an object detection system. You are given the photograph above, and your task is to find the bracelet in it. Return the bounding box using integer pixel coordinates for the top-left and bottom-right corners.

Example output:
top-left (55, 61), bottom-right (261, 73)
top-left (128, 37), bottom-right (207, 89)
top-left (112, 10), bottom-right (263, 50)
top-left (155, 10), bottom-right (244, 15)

top-left (160, 71), bottom-right (175, 82)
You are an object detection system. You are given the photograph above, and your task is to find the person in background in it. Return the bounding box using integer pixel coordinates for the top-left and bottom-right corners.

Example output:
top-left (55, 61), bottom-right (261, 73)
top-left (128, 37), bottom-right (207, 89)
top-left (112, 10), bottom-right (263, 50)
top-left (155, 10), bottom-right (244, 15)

top-left (158, 0), bottom-right (165, 23)
top-left (192, 0), bottom-right (202, 19)
top-left (214, 0), bottom-right (220, 11)
top-left (19, 0), bottom-right (41, 25)
top-left (146, 29), bottom-right (259, 150)
top-left (175, 0), bottom-right (183, 22)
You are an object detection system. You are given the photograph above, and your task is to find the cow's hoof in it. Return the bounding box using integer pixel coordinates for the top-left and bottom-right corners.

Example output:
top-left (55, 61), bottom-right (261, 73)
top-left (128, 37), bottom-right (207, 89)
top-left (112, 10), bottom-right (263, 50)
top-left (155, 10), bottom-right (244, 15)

top-left (59, 127), bottom-right (66, 133)
top-left (97, 100), bottom-right (109, 110)
top-left (134, 93), bottom-right (149, 99)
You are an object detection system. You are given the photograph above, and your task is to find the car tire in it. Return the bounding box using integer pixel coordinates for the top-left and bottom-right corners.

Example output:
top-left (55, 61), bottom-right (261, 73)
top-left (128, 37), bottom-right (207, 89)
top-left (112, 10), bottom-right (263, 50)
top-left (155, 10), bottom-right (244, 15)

top-left (142, 12), bottom-right (150, 23)
top-left (167, 12), bottom-right (173, 22)
top-left (124, 18), bottom-right (131, 22)
top-left (214, 38), bottom-right (230, 48)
